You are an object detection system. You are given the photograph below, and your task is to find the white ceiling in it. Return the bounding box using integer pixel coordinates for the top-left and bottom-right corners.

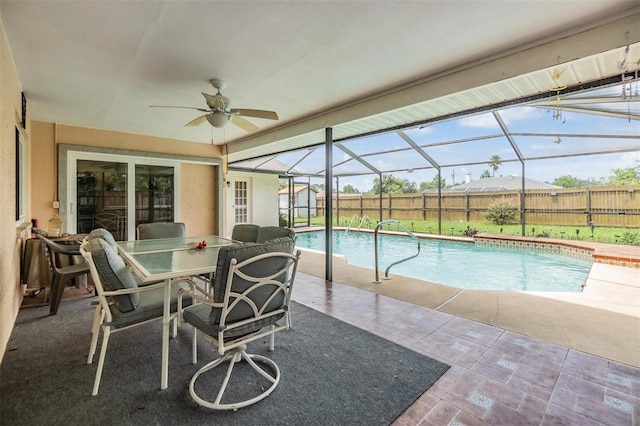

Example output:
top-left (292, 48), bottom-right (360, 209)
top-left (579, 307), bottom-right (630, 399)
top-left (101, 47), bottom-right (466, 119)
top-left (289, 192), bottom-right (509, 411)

top-left (1, 1), bottom-right (638, 159)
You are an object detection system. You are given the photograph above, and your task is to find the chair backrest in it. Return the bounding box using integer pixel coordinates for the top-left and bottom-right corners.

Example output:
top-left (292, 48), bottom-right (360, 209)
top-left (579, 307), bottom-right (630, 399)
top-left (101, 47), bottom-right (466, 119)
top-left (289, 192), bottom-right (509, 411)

top-left (80, 237), bottom-right (140, 315)
top-left (210, 237), bottom-right (298, 338)
top-left (137, 222), bottom-right (186, 240)
top-left (231, 224), bottom-right (260, 242)
top-left (38, 235), bottom-right (57, 274)
top-left (87, 228), bottom-right (117, 248)
top-left (38, 235), bottom-right (82, 273)
top-left (255, 226), bottom-right (295, 243)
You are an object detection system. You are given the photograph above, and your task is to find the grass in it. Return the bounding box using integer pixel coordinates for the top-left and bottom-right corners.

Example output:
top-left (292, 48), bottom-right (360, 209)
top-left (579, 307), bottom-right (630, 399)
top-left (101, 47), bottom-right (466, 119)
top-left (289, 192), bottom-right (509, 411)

top-left (295, 216), bottom-right (640, 245)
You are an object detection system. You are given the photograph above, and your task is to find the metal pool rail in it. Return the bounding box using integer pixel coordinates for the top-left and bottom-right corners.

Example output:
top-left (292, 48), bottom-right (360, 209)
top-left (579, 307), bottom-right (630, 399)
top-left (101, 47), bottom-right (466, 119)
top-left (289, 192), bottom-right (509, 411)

top-left (373, 220), bottom-right (421, 283)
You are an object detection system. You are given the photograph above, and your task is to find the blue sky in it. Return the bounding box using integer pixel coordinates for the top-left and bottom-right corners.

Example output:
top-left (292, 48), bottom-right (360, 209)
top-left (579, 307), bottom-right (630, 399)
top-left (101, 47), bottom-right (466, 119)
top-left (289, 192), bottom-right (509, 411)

top-left (267, 82), bottom-right (639, 192)
top-left (304, 104), bottom-right (639, 192)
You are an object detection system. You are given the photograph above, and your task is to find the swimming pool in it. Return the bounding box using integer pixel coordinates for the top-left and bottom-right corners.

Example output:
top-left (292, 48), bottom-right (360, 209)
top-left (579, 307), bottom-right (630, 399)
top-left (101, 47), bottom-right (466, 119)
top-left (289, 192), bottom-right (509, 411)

top-left (295, 231), bottom-right (592, 292)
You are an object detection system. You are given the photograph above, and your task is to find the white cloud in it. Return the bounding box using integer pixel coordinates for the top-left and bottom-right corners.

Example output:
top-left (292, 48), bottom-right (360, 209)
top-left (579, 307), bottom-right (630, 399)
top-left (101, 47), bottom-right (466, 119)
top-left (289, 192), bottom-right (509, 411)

top-left (458, 113), bottom-right (497, 129)
top-left (458, 107), bottom-right (544, 129)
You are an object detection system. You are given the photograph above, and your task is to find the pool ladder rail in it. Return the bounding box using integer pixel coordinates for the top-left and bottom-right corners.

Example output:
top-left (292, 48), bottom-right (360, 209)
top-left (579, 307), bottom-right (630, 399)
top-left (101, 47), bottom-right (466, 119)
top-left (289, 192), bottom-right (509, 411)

top-left (345, 215), bottom-right (371, 234)
top-left (373, 220), bottom-right (421, 284)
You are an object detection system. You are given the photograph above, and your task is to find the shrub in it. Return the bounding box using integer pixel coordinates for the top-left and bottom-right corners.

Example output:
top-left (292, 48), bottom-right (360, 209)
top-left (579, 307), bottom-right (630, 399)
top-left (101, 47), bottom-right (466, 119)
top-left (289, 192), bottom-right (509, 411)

top-left (484, 200), bottom-right (519, 225)
top-left (619, 231), bottom-right (640, 245)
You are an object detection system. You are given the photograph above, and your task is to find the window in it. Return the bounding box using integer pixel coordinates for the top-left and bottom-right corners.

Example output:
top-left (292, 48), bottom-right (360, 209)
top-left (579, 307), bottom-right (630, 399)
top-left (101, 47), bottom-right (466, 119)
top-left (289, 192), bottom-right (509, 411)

top-left (15, 127), bottom-right (25, 222)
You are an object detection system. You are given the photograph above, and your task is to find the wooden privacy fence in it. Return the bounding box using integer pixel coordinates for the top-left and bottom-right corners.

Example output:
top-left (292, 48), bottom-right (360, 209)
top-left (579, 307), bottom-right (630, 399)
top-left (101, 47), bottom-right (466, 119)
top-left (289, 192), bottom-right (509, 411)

top-left (316, 186), bottom-right (640, 228)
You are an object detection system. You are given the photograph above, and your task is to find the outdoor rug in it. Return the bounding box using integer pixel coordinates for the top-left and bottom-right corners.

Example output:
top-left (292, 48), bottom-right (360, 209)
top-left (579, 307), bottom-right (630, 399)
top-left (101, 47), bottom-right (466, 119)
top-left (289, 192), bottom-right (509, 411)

top-left (1, 297), bottom-right (449, 425)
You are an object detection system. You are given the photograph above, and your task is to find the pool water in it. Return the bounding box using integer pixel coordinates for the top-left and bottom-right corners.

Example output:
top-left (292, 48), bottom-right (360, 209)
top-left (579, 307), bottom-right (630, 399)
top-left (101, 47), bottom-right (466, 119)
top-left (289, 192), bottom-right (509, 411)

top-left (295, 231), bottom-right (592, 292)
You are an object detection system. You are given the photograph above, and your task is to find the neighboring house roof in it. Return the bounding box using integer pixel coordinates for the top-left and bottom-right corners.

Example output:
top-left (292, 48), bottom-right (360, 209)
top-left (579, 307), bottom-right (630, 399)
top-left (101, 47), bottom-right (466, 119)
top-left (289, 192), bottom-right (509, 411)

top-left (278, 185), bottom-right (318, 195)
top-left (423, 176), bottom-right (560, 193)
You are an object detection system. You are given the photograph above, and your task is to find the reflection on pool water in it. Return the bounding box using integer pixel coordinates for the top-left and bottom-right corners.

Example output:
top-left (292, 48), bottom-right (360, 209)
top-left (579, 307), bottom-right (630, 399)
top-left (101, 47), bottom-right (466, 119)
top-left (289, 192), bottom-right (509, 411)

top-left (295, 231), bottom-right (592, 292)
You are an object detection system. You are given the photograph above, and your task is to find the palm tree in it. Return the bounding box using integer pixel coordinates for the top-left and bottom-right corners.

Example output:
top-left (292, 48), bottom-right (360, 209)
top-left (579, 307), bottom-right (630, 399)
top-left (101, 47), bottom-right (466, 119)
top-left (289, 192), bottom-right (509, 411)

top-left (488, 155), bottom-right (502, 177)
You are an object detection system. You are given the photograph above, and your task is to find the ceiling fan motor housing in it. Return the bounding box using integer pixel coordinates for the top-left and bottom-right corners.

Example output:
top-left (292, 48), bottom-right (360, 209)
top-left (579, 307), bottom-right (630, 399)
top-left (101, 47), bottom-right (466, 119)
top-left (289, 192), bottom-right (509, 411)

top-left (206, 111), bottom-right (230, 128)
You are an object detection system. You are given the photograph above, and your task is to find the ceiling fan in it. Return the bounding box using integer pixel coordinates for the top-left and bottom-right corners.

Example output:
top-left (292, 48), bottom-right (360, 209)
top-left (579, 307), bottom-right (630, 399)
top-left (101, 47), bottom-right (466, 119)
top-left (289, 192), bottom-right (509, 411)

top-left (150, 79), bottom-right (278, 132)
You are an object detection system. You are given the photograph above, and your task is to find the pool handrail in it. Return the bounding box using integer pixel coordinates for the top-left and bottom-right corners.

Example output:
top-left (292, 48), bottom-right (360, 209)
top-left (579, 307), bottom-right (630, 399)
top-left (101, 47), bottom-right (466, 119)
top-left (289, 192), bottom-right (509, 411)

top-left (373, 220), bottom-right (421, 284)
top-left (357, 215), bottom-right (370, 231)
top-left (345, 215), bottom-right (360, 234)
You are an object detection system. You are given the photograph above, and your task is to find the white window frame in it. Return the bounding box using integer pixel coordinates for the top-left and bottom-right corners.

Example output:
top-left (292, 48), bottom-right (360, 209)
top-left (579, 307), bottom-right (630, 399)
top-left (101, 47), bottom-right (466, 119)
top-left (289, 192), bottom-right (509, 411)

top-left (15, 127), bottom-right (26, 225)
top-left (66, 151), bottom-right (181, 239)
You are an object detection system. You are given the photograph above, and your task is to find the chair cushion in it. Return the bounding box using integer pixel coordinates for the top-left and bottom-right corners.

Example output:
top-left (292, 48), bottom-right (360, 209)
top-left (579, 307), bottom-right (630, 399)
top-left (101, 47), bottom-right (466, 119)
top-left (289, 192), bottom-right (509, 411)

top-left (208, 237), bottom-right (295, 328)
top-left (88, 228), bottom-right (117, 247)
top-left (183, 303), bottom-right (284, 339)
top-left (108, 283), bottom-right (192, 328)
top-left (88, 238), bottom-right (139, 312)
top-left (137, 222), bottom-right (185, 240)
top-left (231, 224), bottom-right (260, 242)
top-left (255, 226), bottom-right (295, 243)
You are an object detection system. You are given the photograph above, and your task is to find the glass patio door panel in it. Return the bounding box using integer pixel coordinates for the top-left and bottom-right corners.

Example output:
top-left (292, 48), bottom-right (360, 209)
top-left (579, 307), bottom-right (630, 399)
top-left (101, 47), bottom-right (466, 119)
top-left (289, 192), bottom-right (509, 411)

top-left (135, 165), bottom-right (175, 229)
top-left (234, 180), bottom-right (248, 223)
top-left (70, 154), bottom-right (178, 241)
top-left (76, 160), bottom-right (128, 240)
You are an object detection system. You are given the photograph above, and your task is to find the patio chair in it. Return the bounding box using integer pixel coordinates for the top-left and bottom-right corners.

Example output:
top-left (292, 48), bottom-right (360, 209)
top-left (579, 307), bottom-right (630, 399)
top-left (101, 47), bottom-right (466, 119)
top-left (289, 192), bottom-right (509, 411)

top-left (38, 235), bottom-right (90, 315)
top-left (178, 238), bottom-right (300, 410)
top-left (256, 225), bottom-right (296, 243)
top-left (136, 222), bottom-right (186, 240)
top-left (231, 223), bottom-right (260, 242)
top-left (79, 237), bottom-right (193, 396)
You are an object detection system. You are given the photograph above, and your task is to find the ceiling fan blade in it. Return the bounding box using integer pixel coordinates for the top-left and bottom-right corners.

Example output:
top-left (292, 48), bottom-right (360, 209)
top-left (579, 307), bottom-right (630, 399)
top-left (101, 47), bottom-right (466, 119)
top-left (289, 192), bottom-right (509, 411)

top-left (230, 108), bottom-right (278, 120)
top-left (150, 105), bottom-right (209, 112)
top-left (185, 114), bottom-right (209, 127)
top-left (231, 116), bottom-right (259, 132)
top-left (201, 92), bottom-right (226, 110)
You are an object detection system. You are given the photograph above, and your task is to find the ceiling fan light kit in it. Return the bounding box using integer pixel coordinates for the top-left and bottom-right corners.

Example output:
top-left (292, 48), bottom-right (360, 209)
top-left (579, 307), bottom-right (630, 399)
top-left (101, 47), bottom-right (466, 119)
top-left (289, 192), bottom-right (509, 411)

top-left (206, 112), bottom-right (230, 128)
top-left (150, 78), bottom-right (278, 132)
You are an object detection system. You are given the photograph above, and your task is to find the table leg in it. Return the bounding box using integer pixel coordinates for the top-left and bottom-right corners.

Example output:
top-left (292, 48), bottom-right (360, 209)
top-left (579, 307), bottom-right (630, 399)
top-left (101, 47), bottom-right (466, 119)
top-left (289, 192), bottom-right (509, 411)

top-left (161, 278), bottom-right (171, 389)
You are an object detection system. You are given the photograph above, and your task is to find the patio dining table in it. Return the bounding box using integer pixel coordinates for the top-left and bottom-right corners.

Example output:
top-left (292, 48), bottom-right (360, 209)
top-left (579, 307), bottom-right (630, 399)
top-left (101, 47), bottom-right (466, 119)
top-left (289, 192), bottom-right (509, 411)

top-left (116, 235), bottom-right (236, 390)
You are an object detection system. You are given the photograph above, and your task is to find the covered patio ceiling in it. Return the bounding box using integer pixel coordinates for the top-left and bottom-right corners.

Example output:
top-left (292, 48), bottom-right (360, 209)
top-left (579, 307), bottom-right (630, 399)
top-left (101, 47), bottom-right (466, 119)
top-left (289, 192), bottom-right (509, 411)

top-left (229, 42), bottom-right (640, 185)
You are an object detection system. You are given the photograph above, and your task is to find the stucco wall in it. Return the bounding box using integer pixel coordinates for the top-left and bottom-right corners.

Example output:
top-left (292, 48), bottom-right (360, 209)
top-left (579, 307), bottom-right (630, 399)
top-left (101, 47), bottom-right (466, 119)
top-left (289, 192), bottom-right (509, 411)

top-left (0, 20), bottom-right (30, 363)
top-left (2, 100), bottom-right (224, 364)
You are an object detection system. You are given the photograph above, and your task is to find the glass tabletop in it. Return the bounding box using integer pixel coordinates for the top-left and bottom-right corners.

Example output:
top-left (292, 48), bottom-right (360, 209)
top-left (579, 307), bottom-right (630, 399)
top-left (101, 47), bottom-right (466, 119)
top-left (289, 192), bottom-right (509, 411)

top-left (117, 235), bottom-right (236, 281)
top-left (117, 235), bottom-right (235, 254)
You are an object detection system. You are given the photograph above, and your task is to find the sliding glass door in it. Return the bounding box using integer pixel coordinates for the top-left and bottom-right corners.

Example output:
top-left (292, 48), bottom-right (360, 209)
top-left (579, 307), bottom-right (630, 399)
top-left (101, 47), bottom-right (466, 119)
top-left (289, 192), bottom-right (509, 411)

top-left (76, 160), bottom-right (128, 239)
top-left (67, 151), bottom-right (179, 240)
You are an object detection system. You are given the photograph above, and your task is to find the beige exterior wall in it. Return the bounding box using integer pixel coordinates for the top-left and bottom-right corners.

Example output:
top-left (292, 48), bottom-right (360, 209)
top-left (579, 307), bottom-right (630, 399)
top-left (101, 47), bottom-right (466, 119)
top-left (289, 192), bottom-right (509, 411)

top-left (31, 121), bottom-right (223, 229)
top-left (0, 20), bottom-right (224, 362)
top-left (0, 21), bottom-right (30, 362)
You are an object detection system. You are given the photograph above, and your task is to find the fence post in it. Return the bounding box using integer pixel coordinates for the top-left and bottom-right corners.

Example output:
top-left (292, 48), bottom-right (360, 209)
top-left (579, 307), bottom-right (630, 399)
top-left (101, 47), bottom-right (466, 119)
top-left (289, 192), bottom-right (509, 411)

top-left (465, 192), bottom-right (470, 222)
top-left (585, 187), bottom-right (591, 225)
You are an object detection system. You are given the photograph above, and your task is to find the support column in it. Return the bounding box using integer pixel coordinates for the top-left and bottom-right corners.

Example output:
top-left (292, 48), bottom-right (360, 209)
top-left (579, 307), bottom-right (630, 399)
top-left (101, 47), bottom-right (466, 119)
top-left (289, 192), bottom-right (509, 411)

top-left (324, 128), bottom-right (333, 284)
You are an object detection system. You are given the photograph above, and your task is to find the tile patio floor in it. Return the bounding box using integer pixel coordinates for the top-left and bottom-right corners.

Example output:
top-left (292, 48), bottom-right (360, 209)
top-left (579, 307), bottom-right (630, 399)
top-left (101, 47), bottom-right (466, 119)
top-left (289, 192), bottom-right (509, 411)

top-left (292, 272), bottom-right (640, 425)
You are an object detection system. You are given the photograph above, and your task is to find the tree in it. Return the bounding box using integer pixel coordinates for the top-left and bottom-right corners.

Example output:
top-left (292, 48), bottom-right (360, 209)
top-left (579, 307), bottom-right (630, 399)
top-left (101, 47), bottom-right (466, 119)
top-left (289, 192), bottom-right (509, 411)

top-left (551, 175), bottom-right (599, 188)
top-left (419, 175), bottom-right (447, 191)
top-left (480, 170), bottom-right (491, 178)
top-left (607, 163), bottom-right (640, 185)
top-left (488, 155), bottom-right (502, 177)
top-left (311, 183), bottom-right (325, 191)
top-left (341, 184), bottom-right (360, 194)
top-left (370, 174), bottom-right (417, 194)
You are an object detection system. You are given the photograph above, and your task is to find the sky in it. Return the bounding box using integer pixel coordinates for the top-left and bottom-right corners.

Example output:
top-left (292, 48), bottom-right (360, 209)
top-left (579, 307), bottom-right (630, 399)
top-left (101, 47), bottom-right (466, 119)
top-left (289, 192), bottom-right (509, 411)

top-left (278, 100), bottom-right (639, 192)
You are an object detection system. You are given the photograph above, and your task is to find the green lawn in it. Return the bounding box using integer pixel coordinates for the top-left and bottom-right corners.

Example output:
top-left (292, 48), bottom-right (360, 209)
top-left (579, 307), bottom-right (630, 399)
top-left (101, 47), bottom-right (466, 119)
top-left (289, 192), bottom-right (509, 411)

top-left (300, 217), bottom-right (640, 245)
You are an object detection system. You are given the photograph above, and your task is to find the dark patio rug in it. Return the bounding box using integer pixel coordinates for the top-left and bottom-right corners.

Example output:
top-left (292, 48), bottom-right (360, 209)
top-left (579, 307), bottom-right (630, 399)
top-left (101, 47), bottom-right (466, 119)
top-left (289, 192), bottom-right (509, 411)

top-left (1, 297), bottom-right (448, 425)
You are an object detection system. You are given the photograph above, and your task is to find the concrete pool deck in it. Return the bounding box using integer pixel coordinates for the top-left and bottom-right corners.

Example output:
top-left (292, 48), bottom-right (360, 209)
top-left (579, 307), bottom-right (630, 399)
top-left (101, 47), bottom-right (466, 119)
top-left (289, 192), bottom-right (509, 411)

top-left (293, 229), bottom-right (640, 368)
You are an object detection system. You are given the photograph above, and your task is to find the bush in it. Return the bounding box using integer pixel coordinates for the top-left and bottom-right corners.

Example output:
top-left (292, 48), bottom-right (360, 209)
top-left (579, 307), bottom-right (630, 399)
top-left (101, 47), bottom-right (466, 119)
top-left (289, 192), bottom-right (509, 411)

top-left (484, 200), bottom-right (518, 225)
top-left (619, 231), bottom-right (640, 245)
top-left (279, 214), bottom-right (289, 227)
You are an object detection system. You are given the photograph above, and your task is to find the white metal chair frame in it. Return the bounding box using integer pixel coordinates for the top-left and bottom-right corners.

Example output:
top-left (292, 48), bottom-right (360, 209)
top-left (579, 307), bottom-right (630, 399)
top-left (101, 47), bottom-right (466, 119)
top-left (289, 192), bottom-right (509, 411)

top-left (80, 241), bottom-right (194, 396)
top-left (178, 250), bottom-right (300, 411)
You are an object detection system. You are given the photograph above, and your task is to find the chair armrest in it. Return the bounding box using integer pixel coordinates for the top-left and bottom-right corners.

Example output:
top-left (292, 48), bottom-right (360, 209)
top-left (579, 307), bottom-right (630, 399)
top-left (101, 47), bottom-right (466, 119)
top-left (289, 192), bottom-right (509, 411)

top-left (48, 239), bottom-right (82, 256)
top-left (101, 278), bottom-right (194, 297)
